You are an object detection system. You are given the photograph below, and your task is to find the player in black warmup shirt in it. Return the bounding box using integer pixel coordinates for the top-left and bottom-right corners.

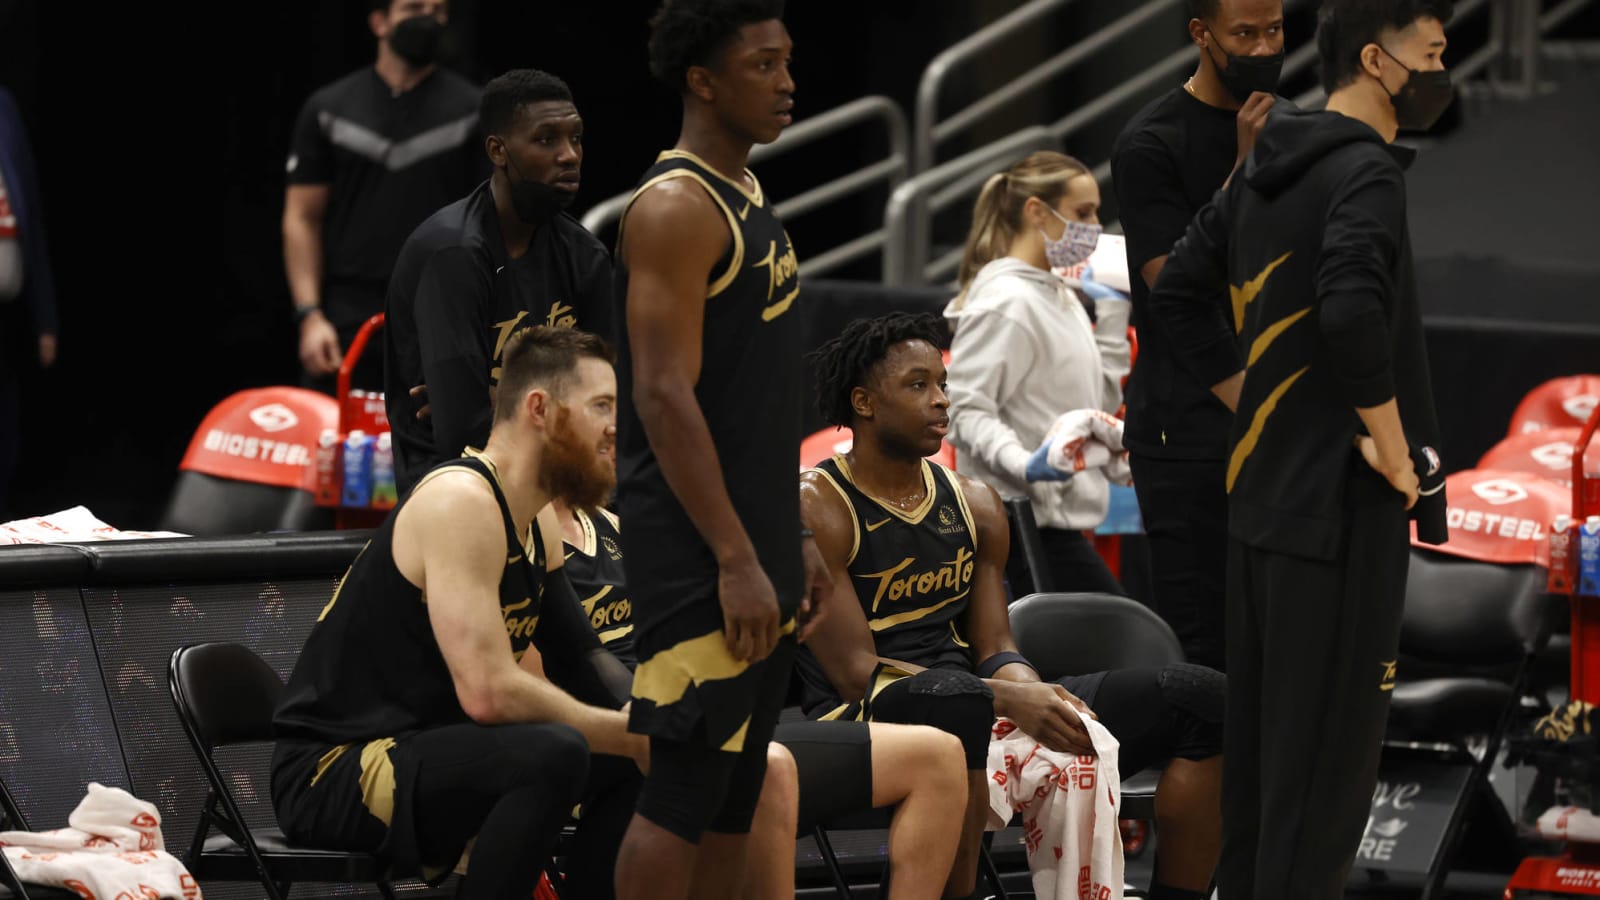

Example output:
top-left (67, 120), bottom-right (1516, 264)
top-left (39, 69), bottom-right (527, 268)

top-left (1147, 2), bottom-right (1452, 894)
top-left (385, 69), bottom-right (612, 493)
top-left (611, 3), bottom-right (836, 898)
top-left (799, 313), bottom-right (1226, 900)
top-left (1110, 0), bottom-right (1285, 671)
top-left (273, 327), bottom-right (640, 900)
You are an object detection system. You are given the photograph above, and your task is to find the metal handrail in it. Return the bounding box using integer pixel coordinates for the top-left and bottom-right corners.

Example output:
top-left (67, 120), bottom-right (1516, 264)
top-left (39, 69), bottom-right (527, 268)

top-left (883, 126), bottom-right (1062, 286)
top-left (914, 0), bottom-right (1075, 173)
top-left (580, 95), bottom-right (908, 279)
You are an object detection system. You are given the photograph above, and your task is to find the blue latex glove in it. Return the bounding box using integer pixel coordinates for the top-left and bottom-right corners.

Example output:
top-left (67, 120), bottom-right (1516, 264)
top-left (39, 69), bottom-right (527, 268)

top-left (1025, 438), bottom-right (1074, 483)
top-left (1077, 265), bottom-right (1128, 302)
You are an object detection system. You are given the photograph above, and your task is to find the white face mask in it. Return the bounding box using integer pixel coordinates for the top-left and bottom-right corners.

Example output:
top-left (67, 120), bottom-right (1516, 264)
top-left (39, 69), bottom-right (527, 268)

top-left (1039, 205), bottom-right (1101, 271)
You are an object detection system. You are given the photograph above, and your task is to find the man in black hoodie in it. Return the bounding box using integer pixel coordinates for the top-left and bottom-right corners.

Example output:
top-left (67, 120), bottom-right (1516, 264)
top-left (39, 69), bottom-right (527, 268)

top-left (1146, 1), bottom-right (1452, 896)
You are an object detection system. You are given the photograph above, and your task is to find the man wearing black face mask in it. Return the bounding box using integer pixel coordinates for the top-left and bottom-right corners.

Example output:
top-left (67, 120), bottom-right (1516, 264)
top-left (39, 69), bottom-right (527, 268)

top-left (1110, 0), bottom-right (1285, 673)
top-left (1146, 2), bottom-right (1453, 897)
top-left (284, 0), bottom-right (483, 395)
top-left (384, 69), bottom-right (612, 494)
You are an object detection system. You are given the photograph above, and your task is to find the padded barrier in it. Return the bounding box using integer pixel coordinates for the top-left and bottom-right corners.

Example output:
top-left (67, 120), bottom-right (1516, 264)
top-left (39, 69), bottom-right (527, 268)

top-left (0, 533), bottom-right (427, 899)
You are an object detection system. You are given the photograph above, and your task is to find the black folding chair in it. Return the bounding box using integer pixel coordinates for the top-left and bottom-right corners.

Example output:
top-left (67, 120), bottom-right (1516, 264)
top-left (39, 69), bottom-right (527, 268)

top-left (168, 642), bottom-right (399, 900)
top-left (1363, 550), bottom-right (1553, 899)
top-left (1003, 496), bottom-right (1055, 598)
top-left (1007, 592), bottom-right (1191, 826)
top-left (0, 777), bottom-right (87, 900)
top-left (808, 781), bottom-right (1009, 900)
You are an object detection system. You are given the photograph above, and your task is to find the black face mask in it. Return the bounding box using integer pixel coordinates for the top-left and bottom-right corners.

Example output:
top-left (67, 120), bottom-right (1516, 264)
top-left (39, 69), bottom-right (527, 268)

top-left (1377, 44), bottom-right (1454, 131)
top-left (1205, 29), bottom-right (1284, 104)
top-left (502, 152), bottom-right (574, 226)
top-left (389, 15), bottom-right (444, 67)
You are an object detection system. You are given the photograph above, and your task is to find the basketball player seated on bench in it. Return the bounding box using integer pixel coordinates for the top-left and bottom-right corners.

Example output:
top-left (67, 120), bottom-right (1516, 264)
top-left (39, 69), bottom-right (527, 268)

top-left (549, 405), bottom-right (970, 899)
top-left (797, 312), bottom-right (1227, 900)
top-left (272, 326), bottom-right (646, 900)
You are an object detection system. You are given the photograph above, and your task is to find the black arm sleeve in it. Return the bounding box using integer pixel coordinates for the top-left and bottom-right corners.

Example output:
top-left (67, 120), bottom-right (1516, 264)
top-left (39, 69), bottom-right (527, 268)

top-left (414, 248), bottom-right (496, 462)
top-left (534, 567), bottom-right (634, 709)
top-left (1316, 161), bottom-right (1405, 409)
top-left (1145, 189), bottom-right (1243, 387)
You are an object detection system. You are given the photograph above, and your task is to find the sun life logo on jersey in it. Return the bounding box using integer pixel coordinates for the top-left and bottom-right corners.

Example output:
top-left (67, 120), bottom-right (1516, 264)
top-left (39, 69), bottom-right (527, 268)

top-left (1471, 478), bottom-right (1529, 506)
top-left (936, 504), bottom-right (965, 535)
top-left (601, 535), bottom-right (622, 561)
top-left (248, 403), bottom-right (300, 433)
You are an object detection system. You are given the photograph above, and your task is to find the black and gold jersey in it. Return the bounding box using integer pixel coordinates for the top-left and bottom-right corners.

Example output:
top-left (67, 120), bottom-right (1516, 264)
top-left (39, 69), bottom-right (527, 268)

top-left (562, 506), bottom-right (635, 667)
top-left (795, 454), bottom-right (980, 716)
top-left (274, 449), bottom-right (548, 744)
top-left (614, 149), bottom-right (805, 629)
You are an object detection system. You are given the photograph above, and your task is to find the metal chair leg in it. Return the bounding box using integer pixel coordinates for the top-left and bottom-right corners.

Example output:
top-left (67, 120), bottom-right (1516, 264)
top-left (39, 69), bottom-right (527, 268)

top-left (811, 826), bottom-right (855, 899)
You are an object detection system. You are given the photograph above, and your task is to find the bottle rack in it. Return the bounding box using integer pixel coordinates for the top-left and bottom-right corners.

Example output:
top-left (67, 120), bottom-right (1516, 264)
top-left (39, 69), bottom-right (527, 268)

top-left (314, 313), bottom-right (392, 530)
top-left (1506, 403), bottom-right (1600, 898)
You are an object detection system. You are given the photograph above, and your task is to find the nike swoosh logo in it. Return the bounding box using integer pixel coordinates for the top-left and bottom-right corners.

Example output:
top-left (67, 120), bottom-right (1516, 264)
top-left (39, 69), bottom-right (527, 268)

top-left (865, 518), bottom-right (891, 532)
top-left (563, 550), bottom-right (576, 560)
top-left (737, 202), bottom-right (751, 221)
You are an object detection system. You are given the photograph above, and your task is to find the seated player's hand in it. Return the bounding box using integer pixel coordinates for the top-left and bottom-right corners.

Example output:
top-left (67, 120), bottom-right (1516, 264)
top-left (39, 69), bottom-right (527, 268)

top-left (718, 555), bottom-right (781, 663)
top-left (1006, 681), bottom-right (1097, 756)
top-left (410, 383), bottom-right (431, 422)
top-left (796, 532), bottom-right (833, 643)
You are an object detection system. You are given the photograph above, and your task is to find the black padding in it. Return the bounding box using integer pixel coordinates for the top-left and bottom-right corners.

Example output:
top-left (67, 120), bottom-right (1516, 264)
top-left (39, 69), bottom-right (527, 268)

top-left (1158, 662), bottom-right (1225, 725)
top-left (170, 642), bottom-right (283, 747)
top-left (1400, 550), bottom-right (1551, 665)
top-left (869, 669), bottom-right (994, 769)
top-left (1008, 592), bottom-right (1185, 679)
top-left (0, 544), bottom-right (92, 586)
top-left (81, 530), bottom-right (369, 584)
top-left (1387, 677), bottom-right (1514, 741)
top-left (160, 470), bottom-right (335, 537)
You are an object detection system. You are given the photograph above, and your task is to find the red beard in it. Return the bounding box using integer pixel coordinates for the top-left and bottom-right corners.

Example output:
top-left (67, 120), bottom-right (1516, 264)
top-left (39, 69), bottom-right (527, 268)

top-left (541, 406), bottom-right (616, 510)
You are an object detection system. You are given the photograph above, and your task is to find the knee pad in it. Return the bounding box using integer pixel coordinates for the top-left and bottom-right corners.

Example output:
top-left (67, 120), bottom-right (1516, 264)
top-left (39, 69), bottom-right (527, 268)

top-left (870, 669), bottom-right (994, 769)
top-left (634, 738), bottom-right (738, 843)
top-left (1158, 662), bottom-right (1225, 760)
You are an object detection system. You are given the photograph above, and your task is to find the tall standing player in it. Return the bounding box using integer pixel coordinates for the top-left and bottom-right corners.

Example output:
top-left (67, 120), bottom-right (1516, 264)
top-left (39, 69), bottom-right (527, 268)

top-left (609, 3), bottom-right (826, 899)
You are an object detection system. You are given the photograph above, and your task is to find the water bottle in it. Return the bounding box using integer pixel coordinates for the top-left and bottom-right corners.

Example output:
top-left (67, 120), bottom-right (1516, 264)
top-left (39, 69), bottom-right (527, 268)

top-left (371, 432), bottom-right (398, 510)
top-left (342, 430), bottom-right (373, 508)
top-left (1548, 514), bottom-right (1574, 594)
top-left (1580, 516), bottom-right (1600, 597)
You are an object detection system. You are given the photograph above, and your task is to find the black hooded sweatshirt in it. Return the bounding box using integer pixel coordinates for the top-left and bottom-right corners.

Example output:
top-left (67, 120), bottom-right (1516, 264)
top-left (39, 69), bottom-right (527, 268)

top-left (1146, 108), bottom-right (1447, 561)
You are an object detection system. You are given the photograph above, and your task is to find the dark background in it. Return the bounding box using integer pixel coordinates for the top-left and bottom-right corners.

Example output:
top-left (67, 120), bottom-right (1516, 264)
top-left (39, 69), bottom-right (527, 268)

top-left (1, 1), bottom-right (1596, 529)
top-left (0, 0), bottom-right (1203, 528)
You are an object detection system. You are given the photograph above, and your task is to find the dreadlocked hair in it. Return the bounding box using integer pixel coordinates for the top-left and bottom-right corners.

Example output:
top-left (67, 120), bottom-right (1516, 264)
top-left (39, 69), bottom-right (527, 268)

top-left (808, 312), bottom-right (951, 429)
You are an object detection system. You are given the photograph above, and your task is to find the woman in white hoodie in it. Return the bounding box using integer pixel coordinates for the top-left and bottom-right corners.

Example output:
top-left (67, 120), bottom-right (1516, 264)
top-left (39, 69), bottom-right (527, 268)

top-left (945, 151), bottom-right (1131, 595)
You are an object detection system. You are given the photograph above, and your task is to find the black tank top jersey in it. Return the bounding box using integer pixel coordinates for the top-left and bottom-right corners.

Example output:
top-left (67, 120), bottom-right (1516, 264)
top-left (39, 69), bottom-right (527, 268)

top-left (562, 507), bottom-right (636, 668)
top-left (274, 450), bottom-right (548, 744)
top-left (614, 150), bottom-right (804, 614)
top-left (795, 455), bottom-right (981, 715)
